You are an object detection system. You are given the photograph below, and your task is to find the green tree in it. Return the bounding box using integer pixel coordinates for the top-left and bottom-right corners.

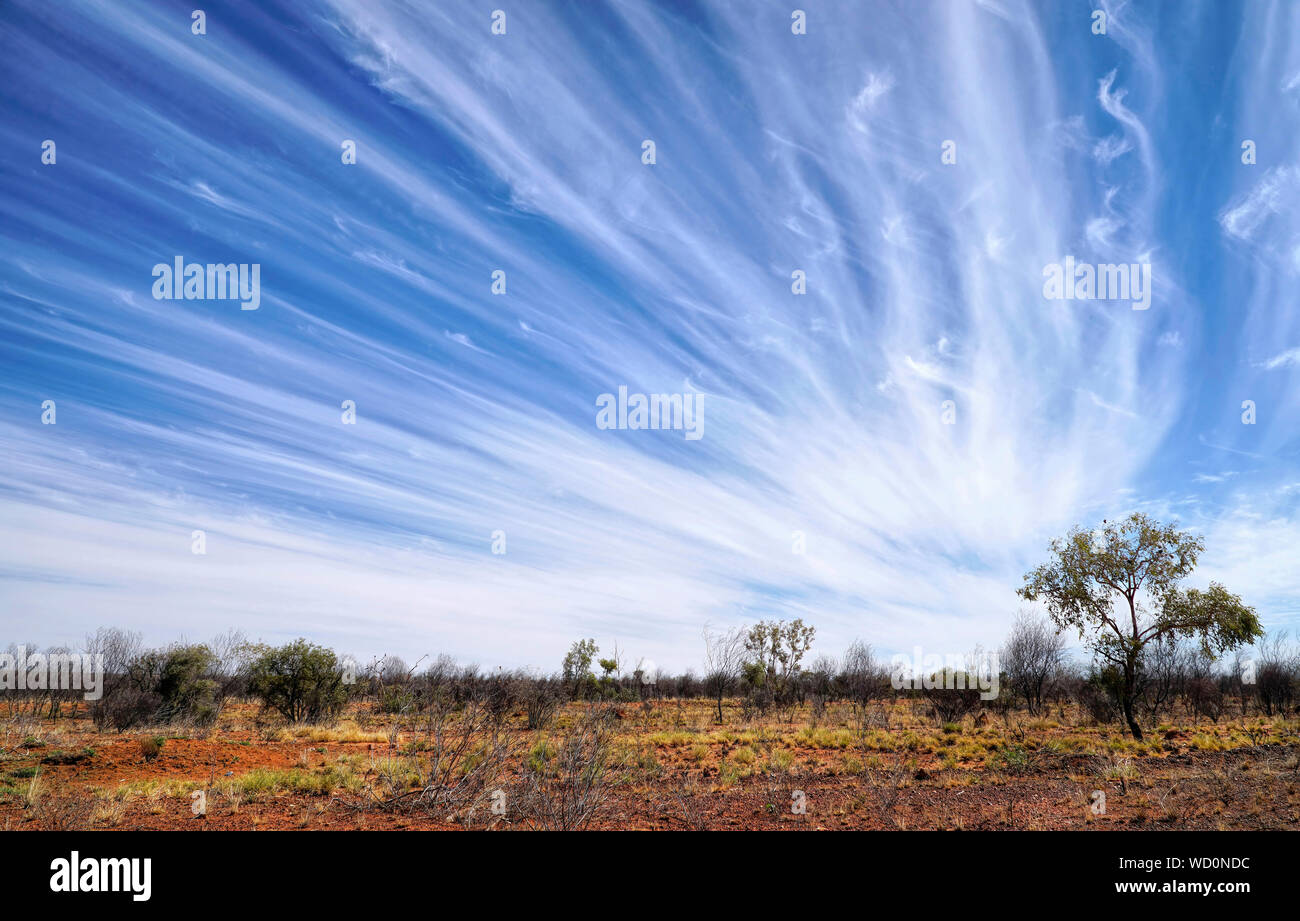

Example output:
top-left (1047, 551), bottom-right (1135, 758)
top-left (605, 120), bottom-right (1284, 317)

top-left (561, 639), bottom-right (598, 697)
top-left (1018, 513), bottom-right (1261, 739)
top-left (743, 618), bottom-right (816, 707)
top-left (246, 639), bottom-right (348, 724)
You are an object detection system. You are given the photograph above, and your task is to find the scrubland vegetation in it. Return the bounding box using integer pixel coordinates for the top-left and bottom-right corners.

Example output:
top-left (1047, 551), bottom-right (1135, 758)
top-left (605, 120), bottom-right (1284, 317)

top-left (2, 615), bottom-right (1298, 831)
top-left (3, 515), bottom-right (1296, 830)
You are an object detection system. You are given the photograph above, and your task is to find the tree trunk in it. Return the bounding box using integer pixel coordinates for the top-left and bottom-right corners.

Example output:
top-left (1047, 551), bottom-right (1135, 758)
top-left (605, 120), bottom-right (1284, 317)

top-left (1121, 665), bottom-right (1143, 740)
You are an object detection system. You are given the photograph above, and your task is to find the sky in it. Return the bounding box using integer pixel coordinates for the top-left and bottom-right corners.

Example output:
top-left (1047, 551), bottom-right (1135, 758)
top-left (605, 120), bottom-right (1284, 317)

top-left (1, 0), bottom-right (1299, 674)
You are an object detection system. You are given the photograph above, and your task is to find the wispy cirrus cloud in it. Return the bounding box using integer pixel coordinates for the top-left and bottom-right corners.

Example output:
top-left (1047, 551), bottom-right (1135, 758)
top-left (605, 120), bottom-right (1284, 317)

top-left (2, 0), bottom-right (1299, 668)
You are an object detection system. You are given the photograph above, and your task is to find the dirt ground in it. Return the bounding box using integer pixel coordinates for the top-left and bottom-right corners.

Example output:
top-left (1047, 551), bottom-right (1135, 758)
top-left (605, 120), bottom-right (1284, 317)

top-left (3, 699), bottom-right (1297, 830)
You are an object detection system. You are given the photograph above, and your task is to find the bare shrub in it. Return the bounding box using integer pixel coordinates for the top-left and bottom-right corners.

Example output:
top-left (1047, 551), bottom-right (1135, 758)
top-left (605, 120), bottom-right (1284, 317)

top-left (1139, 635), bottom-right (1191, 723)
top-left (921, 669), bottom-right (983, 726)
top-left (869, 751), bottom-right (913, 828)
top-left (84, 627), bottom-right (146, 730)
top-left (208, 628), bottom-right (252, 702)
top-left (842, 640), bottom-right (889, 728)
top-left (27, 786), bottom-right (92, 831)
top-left (517, 704), bottom-right (623, 830)
top-left (1184, 648), bottom-right (1225, 723)
top-left (1000, 610), bottom-right (1065, 716)
top-left (1255, 633), bottom-right (1298, 716)
top-left (673, 775), bottom-right (710, 830)
top-left (702, 625), bottom-right (745, 723)
top-left (356, 694), bottom-right (519, 825)
top-left (519, 675), bottom-right (561, 730)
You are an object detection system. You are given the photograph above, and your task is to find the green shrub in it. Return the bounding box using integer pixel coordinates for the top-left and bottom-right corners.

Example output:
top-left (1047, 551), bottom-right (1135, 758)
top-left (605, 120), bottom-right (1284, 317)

top-left (153, 645), bottom-right (221, 724)
top-left (104, 643), bottom-right (223, 729)
top-left (247, 639), bottom-right (348, 724)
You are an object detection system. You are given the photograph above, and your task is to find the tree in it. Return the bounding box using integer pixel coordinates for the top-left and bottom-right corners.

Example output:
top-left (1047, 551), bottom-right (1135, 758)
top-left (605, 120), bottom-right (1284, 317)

top-left (1018, 513), bottom-right (1261, 739)
top-left (743, 619), bottom-right (816, 709)
top-left (702, 625), bottom-right (745, 723)
top-left (246, 639), bottom-right (348, 724)
top-left (562, 639), bottom-right (598, 697)
top-left (1000, 610), bottom-right (1066, 716)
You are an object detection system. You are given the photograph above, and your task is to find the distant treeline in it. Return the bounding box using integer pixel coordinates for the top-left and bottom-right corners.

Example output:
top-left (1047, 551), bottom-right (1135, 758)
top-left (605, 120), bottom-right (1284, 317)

top-left (3, 615), bottom-right (1297, 733)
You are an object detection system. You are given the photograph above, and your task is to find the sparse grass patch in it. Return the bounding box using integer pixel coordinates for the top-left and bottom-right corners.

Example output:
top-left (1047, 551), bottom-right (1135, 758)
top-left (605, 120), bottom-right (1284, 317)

top-left (231, 765), bottom-right (360, 800)
top-left (763, 748), bottom-right (794, 775)
top-left (291, 724), bottom-right (386, 744)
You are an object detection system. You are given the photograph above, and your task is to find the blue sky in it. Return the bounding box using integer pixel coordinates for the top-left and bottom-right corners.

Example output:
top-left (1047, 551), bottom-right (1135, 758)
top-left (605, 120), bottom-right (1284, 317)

top-left (1, 0), bottom-right (1298, 672)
